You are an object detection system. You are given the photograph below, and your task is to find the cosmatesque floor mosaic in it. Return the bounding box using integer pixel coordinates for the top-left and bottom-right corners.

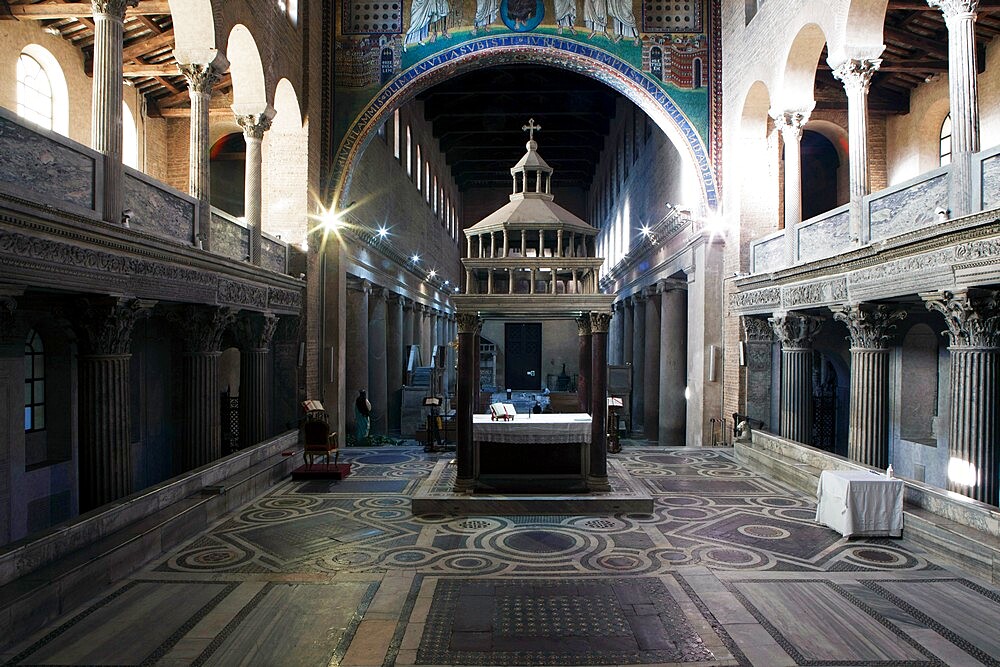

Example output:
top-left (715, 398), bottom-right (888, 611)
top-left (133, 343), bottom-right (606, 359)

top-left (4, 446), bottom-right (1000, 667)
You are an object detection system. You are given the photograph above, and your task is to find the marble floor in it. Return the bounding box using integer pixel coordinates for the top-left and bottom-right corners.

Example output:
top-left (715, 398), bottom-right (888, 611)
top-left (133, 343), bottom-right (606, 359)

top-left (4, 446), bottom-right (1000, 667)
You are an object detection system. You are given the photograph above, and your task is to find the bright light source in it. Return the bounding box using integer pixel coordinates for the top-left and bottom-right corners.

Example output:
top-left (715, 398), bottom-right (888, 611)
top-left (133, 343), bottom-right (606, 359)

top-left (320, 209), bottom-right (345, 232)
top-left (377, 226), bottom-right (389, 238)
top-left (684, 386), bottom-right (691, 400)
top-left (948, 457), bottom-right (978, 488)
top-left (454, 287), bottom-right (460, 293)
top-left (428, 269), bottom-right (438, 279)
top-left (411, 254), bottom-right (421, 263)
top-left (443, 280), bottom-right (450, 285)
top-left (640, 225), bottom-right (653, 237)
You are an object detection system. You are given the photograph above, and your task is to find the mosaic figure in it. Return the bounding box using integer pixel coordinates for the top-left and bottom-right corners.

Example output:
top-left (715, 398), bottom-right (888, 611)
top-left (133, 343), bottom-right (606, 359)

top-left (473, 0), bottom-right (499, 34)
top-left (554, 0), bottom-right (577, 34)
top-left (608, 0), bottom-right (640, 44)
top-left (507, 0), bottom-right (538, 29)
top-left (584, 0), bottom-right (608, 38)
top-left (404, 0), bottom-right (451, 49)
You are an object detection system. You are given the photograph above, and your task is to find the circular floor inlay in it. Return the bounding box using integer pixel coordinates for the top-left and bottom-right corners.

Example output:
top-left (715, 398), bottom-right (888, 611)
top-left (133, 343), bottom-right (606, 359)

top-left (503, 530), bottom-right (577, 554)
top-left (354, 452), bottom-right (412, 464)
top-left (669, 507), bottom-right (710, 519)
top-left (706, 548), bottom-right (756, 564)
top-left (737, 524), bottom-right (790, 540)
top-left (852, 548), bottom-right (901, 564)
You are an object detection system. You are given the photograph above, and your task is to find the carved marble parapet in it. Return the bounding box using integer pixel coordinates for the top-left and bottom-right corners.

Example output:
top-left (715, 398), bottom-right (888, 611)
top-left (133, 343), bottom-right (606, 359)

top-left (831, 303), bottom-right (907, 349)
top-left (76, 297), bottom-right (154, 355)
top-left (170, 305), bottom-right (237, 355)
top-left (232, 311), bottom-right (279, 352)
top-left (576, 314), bottom-right (592, 336)
top-left (922, 288), bottom-right (1000, 348)
top-left (769, 311), bottom-right (823, 349)
top-left (590, 311), bottom-right (613, 334)
top-left (456, 312), bottom-right (482, 335)
top-left (741, 316), bottom-right (773, 342)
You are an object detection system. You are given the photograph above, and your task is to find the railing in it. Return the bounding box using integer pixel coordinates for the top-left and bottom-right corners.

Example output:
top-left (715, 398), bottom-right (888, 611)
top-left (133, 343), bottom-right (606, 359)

top-left (123, 166), bottom-right (197, 245)
top-left (745, 142), bottom-right (1000, 275)
top-left (210, 207), bottom-right (250, 262)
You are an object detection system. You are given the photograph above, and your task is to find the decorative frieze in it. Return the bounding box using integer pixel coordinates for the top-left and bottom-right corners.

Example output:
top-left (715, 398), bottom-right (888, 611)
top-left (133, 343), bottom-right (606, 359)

top-left (955, 239), bottom-right (1000, 261)
top-left (268, 286), bottom-right (302, 311)
top-left (218, 279), bottom-right (267, 310)
top-left (831, 303), bottom-right (907, 349)
top-left (730, 287), bottom-right (780, 311)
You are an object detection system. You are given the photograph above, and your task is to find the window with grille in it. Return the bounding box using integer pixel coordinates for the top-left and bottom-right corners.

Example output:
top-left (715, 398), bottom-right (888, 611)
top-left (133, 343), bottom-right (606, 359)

top-left (940, 114), bottom-right (952, 167)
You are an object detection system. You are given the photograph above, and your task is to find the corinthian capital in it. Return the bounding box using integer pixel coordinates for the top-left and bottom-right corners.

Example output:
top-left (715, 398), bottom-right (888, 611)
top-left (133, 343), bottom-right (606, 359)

top-left (589, 311), bottom-right (612, 334)
top-left (769, 108), bottom-right (813, 141)
top-left (91, 0), bottom-right (139, 19)
top-left (922, 289), bottom-right (1000, 348)
top-left (456, 312), bottom-right (482, 335)
top-left (76, 297), bottom-right (155, 355)
top-left (179, 62), bottom-right (224, 95)
top-left (831, 303), bottom-right (906, 349)
top-left (236, 109), bottom-right (275, 139)
top-left (832, 58), bottom-right (882, 95)
top-left (928, 0), bottom-right (979, 21)
top-left (769, 311), bottom-right (823, 348)
top-left (576, 314), bottom-right (592, 336)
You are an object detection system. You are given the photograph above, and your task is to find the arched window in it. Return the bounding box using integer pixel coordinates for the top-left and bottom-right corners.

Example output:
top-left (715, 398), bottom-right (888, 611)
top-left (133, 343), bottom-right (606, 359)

top-left (406, 126), bottom-right (412, 175)
top-left (17, 53), bottom-right (53, 130)
top-left (16, 46), bottom-right (69, 136)
top-left (416, 145), bottom-right (422, 187)
top-left (393, 109), bottom-right (401, 160)
top-left (122, 101), bottom-right (139, 170)
top-left (940, 114), bottom-right (952, 167)
top-left (24, 329), bottom-right (45, 432)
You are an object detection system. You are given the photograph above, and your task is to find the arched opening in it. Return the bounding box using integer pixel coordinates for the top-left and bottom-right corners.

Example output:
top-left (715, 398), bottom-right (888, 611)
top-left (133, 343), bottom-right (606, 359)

top-left (800, 129), bottom-right (843, 219)
top-left (264, 78), bottom-right (308, 246)
top-left (939, 113), bottom-right (952, 167)
top-left (226, 25), bottom-right (268, 117)
top-left (693, 58), bottom-right (703, 88)
top-left (650, 47), bottom-right (663, 80)
top-left (381, 48), bottom-right (394, 84)
top-left (122, 101), bottom-right (139, 170)
top-left (210, 132), bottom-right (246, 217)
top-left (16, 45), bottom-right (69, 136)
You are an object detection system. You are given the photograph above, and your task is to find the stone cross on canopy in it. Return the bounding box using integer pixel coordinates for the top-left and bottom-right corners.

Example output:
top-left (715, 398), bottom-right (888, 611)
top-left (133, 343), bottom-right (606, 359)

top-left (522, 118), bottom-right (541, 141)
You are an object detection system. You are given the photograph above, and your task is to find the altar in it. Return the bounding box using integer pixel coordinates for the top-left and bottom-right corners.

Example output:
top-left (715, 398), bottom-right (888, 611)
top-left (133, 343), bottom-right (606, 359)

top-left (473, 413), bottom-right (592, 491)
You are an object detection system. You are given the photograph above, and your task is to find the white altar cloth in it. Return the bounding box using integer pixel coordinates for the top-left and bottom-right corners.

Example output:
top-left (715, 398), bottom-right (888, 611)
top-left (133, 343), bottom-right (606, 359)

top-left (473, 413), bottom-right (592, 444)
top-left (815, 470), bottom-right (904, 537)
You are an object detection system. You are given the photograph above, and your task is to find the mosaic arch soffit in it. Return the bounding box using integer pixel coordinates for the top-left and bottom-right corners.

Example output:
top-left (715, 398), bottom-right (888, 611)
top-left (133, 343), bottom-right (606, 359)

top-left (333, 35), bottom-right (718, 211)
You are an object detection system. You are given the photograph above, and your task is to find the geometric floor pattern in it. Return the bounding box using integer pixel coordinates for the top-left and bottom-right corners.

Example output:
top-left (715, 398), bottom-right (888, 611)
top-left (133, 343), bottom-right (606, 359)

top-left (3, 445), bottom-right (999, 666)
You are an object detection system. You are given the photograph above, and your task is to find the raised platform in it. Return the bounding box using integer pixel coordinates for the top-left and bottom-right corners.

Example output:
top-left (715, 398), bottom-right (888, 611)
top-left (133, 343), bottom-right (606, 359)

top-left (410, 458), bottom-right (653, 515)
top-left (290, 463), bottom-right (351, 479)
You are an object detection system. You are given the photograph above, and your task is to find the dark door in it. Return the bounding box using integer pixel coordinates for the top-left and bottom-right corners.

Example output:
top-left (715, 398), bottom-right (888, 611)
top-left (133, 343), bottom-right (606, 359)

top-left (504, 323), bottom-right (542, 390)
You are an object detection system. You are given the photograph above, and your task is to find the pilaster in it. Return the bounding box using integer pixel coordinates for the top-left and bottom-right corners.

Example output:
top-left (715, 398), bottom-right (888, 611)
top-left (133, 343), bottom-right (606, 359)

top-left (741, 315), bottom-right (773, 430)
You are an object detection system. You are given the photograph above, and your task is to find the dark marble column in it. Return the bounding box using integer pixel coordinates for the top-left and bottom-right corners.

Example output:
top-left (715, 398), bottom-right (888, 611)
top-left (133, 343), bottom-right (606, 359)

top-left (741, 316), bottom-right (774, 429)
top-left (631, 292), bottom-right (647, 433)
top-left (643, 286), bottom-right (661, 442)
top-left (76, 297), bottom-right (153, 511)
top-left (623, 298), bottom-right (634, 369)
top-left (589, 311), bottom-right (612, 491)
top-left (832, 303), bottom-right (906, 469)
top-left (234, 312), bottom-right (278, 449)
top-left (455, 313), bottom-right (482, 492)
top-left (576, 315), bottom-right (592, 412)
top-left (659, 282), bottom-right (687, 444)
top-left (770, 311), bottom-right (823, 444)
top-left (924, 289), bottom-right (1000, 505)
top-left (610, 301), bottom-right (625, 365)
top-left (346, 278), bottom-right (371, 436)
top-left (368, 287), bottom-right (388, 435)
top-left (386, 293), bottom-right (404, 433)
top-left (172, 305), bottom-right (236, 468)
top-left (413, 304), bottom-right (425, 363)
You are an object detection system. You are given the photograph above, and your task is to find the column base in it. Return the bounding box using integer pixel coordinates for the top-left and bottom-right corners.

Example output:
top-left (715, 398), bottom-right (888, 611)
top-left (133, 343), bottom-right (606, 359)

top-left (587, 475), bottom-right (611, 492)
top-left (453, 478), bottom-right (475, 494)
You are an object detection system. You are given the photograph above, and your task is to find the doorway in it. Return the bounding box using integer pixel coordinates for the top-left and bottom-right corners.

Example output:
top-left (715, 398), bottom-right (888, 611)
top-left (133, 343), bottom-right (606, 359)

top-left (504, 323), bottom-right (541, 390)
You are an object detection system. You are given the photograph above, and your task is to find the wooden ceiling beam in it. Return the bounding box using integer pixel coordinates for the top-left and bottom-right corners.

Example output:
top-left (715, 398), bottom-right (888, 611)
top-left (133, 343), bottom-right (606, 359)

top-left (122, 28), bottom-right (174, 62)
top-left (9, 0), bottom-right (170, 19)
top-left (124, 62), bottom-right (178, 77)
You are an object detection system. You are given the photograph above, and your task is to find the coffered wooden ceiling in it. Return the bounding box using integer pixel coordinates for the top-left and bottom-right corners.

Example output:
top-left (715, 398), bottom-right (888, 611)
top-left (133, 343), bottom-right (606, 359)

top-left (1, 0), bottom-right (230, 115)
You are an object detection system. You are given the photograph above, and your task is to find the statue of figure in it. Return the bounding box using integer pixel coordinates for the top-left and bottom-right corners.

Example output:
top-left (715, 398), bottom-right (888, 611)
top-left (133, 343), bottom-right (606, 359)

top-left (554, 0), bottom-right (577, 34)
top-left (355, 389), bottom-right (372, 444)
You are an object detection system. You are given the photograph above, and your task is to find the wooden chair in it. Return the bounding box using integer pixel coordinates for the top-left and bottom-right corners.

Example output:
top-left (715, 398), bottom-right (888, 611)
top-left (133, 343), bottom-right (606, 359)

top-left (302, 401), bottom-right (339, 467)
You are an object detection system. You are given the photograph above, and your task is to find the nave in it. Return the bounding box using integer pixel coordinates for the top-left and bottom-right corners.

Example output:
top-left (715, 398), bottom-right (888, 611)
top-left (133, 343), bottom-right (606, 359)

top-left (3, 447), bottom-right (998, 667)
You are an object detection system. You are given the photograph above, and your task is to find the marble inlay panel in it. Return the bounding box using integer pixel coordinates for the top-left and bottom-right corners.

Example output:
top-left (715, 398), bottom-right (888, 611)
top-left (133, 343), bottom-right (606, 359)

top-left (797, 210), bottom-right (850, 263)
top-left (211, 213), bottom-right (249, 262)
top-left (124, 173), bottom-right (195, 244)
top-left (9, 581), bottom-right (233, 665)
top-left (982, 153), bottom-right (1000, 209)
top-left (868, 173), bottom-right (948, 242)
top-left (261, 237), bottom-right (285, 273)
top-left (752, 235), bottom-right (784, 273)
top-left (730, 580), bottom-right (935, 664)
top-left (197, 582), bottom-right (376, 666)
top-left (0, 114), bottom-right (95, 210)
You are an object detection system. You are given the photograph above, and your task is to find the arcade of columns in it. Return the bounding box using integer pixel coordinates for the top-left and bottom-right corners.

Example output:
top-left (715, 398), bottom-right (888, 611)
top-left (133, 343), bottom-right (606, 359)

top-left (738, 289), bottom-right (999, 506)
top-left (53, 1), bottom-right (293, 510)
top-left (344, 277), bottom-right (456, 436)
top-left (748, 0), bottom-right (999, 505)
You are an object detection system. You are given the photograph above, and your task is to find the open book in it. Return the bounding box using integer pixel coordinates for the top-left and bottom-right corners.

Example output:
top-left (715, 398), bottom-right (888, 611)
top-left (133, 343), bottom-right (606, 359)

top-left (489, 402), bottom-right (517, 421)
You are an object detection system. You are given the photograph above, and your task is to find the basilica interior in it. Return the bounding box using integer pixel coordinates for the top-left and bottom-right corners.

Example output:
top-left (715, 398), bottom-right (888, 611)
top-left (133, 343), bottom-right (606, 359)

top-left (0, 0), bottom-right (999, 664)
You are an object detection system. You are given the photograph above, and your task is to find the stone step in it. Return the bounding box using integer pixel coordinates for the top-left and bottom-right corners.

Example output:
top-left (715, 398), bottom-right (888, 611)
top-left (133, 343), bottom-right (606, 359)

top-left (0, 437), bottom-right (300, 650)
top-left (901, 506), bottom-right (999, 585)
top-left (734, 441), bottom-right (822, 496)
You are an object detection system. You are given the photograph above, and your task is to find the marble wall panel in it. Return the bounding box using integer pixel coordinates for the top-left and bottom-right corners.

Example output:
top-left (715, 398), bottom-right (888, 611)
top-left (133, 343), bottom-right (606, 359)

top-left (124, 173), bottom-right (195, 245)
top-left (752, 236), bottom-right (784, 273)
top-left (796, 210), bottom-right (850, 263)
top-left (0, 114), bottom-right (95, 211)
top-left (261, 237), bottom-right (286, 274)
top-left (868, 173), bottom-right (948, 242)
top-left (981, 154), bottom-right (1000, 209)
top-left (211, 213), bottom-right (249, 262)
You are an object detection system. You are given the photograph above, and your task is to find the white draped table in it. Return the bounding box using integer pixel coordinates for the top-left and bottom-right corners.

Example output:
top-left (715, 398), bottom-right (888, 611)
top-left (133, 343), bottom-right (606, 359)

top-left (471, 413), bottom-right (593, 490)
top-left (815, 470), bottom-right (904, 538)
